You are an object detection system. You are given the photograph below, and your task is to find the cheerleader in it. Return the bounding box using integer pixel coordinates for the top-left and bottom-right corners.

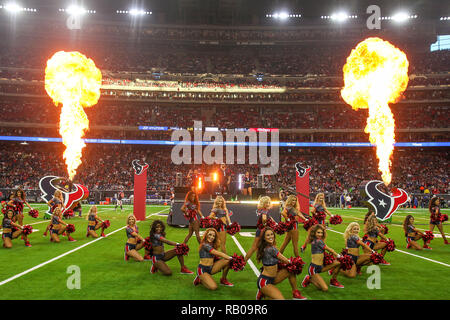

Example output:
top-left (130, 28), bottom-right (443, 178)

top-left (2, 209), bottom-right (31, 248)
top-left (310, 193), bottom-right (332, 225)
top-left (86, 205), bottom-right (106, 238)
top-left (193, 228), bottom-right (234, 289)
top-left (362, 215), bottom-right (390, 265)
top-left (256, 227), bottom-right (307, 300)
top-left (279, 195), bottom-right (307, 258)
top-left (301, 224), bottom-right (344, 290)
top-left (428, 197), bottom-right (448, 245)
top-left (43, 190), bottom-right (65, 237)
top-left (149, 220), bottom-right (193, 275)
top-left (244, 196), bottom-right (275, 261)
top-left (242, 172), bottom-right (252, 196)
top-left (208, 196), bottom-right (232, 253)
top-left (124, 214), bottom-right (145, 262)
top-left (403, 215), bottom-right (432, 250)
top-left (1, 192), bottom-right (15, 215)
top-left (49, 207), bottom-right (76, 243)
top-left (73, 202), bottom-right (82, 217)
top-left (342, 222), bottom-right (375, 278)
top-left (181, 191), bottom-right (204, 244)
top-left (8, 188), bottom-right (34, 227)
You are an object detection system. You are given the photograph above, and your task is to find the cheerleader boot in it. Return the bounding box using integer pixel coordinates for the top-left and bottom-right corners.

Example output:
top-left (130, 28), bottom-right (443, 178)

top-left (292, 290), bottom-right (307, 300)
top-left (25, 240), bottom-right (32, 247)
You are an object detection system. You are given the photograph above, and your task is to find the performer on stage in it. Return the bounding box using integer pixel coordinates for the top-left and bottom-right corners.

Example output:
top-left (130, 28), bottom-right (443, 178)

top-left (43, 190), bottom-right (65, 237)
top-left (362, 215), bottom-right (391, 265)
top-left (301, 224), bottom-right (345, 290)
top-left (256, 227), bottom-right (307, 300)
top-left (8, 188), bottom-right (34, 227)
top-left (49, 207), bottom-right (76, 243)
top-left (310, 193), bottom-right (332, 225)
top-left (242, 172), bottom-right (253, 196)
top-left (181, 191), bottom-right (204, 244)
top-left (86, 205), bottom-right (106, 238)
top-left (124, 214), bottom-right (145, 262)
top-left (403, 215), bottom-right (432, 250)
top-left (149, 220), bottom-right (193, 275)
top-left (428, 197), bottom-right (448, 245)
top-left (342, 222), bottom-right (375, 277)
top-left (193, 228), bottom-right (234, 289)
top-left (244, 196), bottom-right (275, 261)
top-left (279, 195), bottom-right (307, 258)
top-left (2, 209), bottom-right (31, 248)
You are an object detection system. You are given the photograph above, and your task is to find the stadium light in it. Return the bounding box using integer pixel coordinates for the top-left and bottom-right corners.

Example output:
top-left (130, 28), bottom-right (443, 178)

top-left (116, 9), bottom-right (152, 15)
top-left (380, 13), bottom-right (417, 22)
top-left (321, 13), bottom-right (357, 21)
top-left (266, 12), bottom-right (301, 19)
top-left (59, 5), bottom-right (95, 15)
top-left (2, 3), bottom-right (37, 13)
top-left (440, 17), bottom-right (450, 21)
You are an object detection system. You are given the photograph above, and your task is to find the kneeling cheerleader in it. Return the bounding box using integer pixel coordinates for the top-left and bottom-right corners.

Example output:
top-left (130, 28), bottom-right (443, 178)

top-left (124, 214), bottom-right (145, 262)
top-left (256, 227), bottom-right (307, 300)
top-left (2, 209), bottom-right (32, 248)
top-left (86, 205), bottom-right (108, 238)
top-left (149, 220), bottom-right (194, 275)
top-left (362, 215), bottom-right (391, 265)
top-left (193, 228), bottom-right (237, 289)
top-left (50, 207), bottom-right (76, 243)
top-left (403, 215), bottom-right (432, 250)
top-left (301, 224), bottom-right (344, 291)
top-left (342, 222), bottom-right (375, 278)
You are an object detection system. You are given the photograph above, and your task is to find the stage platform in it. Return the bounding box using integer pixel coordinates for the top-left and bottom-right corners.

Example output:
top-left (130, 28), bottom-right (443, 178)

top-left (167, 200), bottom-right (281, 228)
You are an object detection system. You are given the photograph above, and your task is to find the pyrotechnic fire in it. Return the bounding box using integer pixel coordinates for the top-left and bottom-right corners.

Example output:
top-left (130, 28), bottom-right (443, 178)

top-left (341, 37), bottom-right (409, 185)
top-left (44, 51), bottom-right (102, 180)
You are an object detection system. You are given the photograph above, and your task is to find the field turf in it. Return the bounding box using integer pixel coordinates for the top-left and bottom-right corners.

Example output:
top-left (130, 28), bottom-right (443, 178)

top-left (1, 204), bottom-right (449, 300)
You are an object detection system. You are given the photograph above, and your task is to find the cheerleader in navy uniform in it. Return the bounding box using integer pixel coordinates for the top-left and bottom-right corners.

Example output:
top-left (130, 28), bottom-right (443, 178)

top-left (49, 207), bottom-right (76, 243)
top-left (428, 197), bottom-right (448, 245)
top-left (403, 215), bottom-right (432, 250)
top-left (193, 228), bottom-right (234, 289)
top-left (2, 209), bottom-right (31, 248)
top-left (310, 193), bottom-right (332, 225)
top-left (256, 227), bottom-right (307, 300)
top-left (86, 205), bottom-right (107, 238)
top-left (362, 215), bottom-right (391, 265)
top-left (279, 195), bottom-right (307, 258)
top-left (208, 196), bottom-right (232, 253)
top-left (8, 188), bottom-right (34, 227)
top-left (301, 224), bottom-right (344, 290)
top-left (181, 191), bottom-right (204, 244)
top-left (43, 190), bottom-right (65, 237)
top-left (149, 220), bottom-right (194, 275)
top-left (244, 196), bottom-right (275, 261)
top-left (124, 214), bottom-right (145, 262)
top-left (342, 222), bottom-right (375, 278)
top-left (1, 192), bottom-right (15, 215)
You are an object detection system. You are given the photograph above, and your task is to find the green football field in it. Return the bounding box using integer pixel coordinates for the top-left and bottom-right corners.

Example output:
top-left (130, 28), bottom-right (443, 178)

top-left (1, 204), bottom-right (449, 300)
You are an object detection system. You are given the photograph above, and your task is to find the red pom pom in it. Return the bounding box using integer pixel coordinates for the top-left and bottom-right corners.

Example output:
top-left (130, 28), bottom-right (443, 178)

top-left (422, 231), bottom-right (434, 242)
top-left (175, 243), bottom-right (190, 256)
top-left (440, 214), bottom-right (448, 222)
top-left (380, 224), bottom-right (389, 235)
top-left (314, 211), bottom-right (326, 221)
top-left (338, 254), bottom-right (354, 271)
top-left (370, 252), bottom-right (383, 264)
top-left (286, 256), bottom-right (305, 274)
top-left (329, 215), bottom-right (343, 225)
top-left (144, 237), bottom-right (152, 251)
top-left (303, 218), bottom-right (318, 231)
top-left (63, 209), bottom-right (74, 218)
top-left (383, 238), bottom-right (396, 252)
top-left (266, 219), bottom-right (277, 230)
top-left (211, 218), bottom-right (224, 231)
top-left (323, 252), bottom-right (335, 266)
top-left (102, 220), bottom-right (111, 229)
top-left (286, 219), bottom-right (297, 230)
top-left (277, 261), bottom-right (288, 270)
top-left (362, 234), bottom-right (369, 242)
top-left (229, 254), bottom-right (246, 271)
top-left (28, 209), bottom-right (39, 218)
top-left (273, 222), bottom-right (288, 235)
top-left (22, 225), bottom-right (33, 235)
top-left (66, 224), bottom-right (75, 234)
top-left (200, 217), bottom-right (212, 228)
top-left (226, 222), bottom-right (241, 236)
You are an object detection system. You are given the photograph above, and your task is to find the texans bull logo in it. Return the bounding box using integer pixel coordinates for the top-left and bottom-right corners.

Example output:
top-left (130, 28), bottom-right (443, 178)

top-left (132, 159), bottom-right (149, 175)
top-left (295, 162), bottom-right (311, 178)
top-left (362, 180), bottom-right (408, 221)
top-left (39, 176), bottom-right (89, 215)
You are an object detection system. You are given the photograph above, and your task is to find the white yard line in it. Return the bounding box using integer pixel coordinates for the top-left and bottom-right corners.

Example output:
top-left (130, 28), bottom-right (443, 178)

top-left (231, 235), bottom-right (260, 277)
top-left (0, 208), bottom-right (170, 287)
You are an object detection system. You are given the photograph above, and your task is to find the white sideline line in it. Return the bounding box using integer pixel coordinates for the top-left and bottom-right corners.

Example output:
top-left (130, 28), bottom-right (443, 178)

top-left (326, 228), bottom-right (450, 268)
top-left (0, 208), bottom-right (170, 287)
top-left (231, 235), bottom-right (260, 277)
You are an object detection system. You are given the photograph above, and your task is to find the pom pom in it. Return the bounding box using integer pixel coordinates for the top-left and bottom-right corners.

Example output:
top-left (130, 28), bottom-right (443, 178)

top-left (175, 243), bottom-right (190, 256)
top-left (102, 220), bottom-right (111, 229)
top-left (286, 219), bottom-right (297, 231)
top-left (323, 252), bottom-right (335, 266)
top-left (329, 215), bottom-right (343, 225)
top-left (380, 224), bottom-right (389, 235)
top-left (28, 209), bottom-right (39, 218)
top-left (185, 209), bottom-right (197, 220)
top-left (338, 254), bottom-right (354, 271)
top-left (314, 211), bottom-right (326, 221)
top-left (143, 237), bottom-right (152, 251)
top-left (370, 252), bottom-right (384, 264)
top-left (440, 214), bottom-right (448, 222)
top-left (277, 261), bottom-right (288, 270)
top-left (200, 217), bottom-right (212, 228)
top-left (303, 218), bottom-right (318, 231)
top-left (65, 224), bottom-right (75, 234)
top-left (229, 254), bottom-right (246, 272)
top-left (273, 222), bottom-right (288, 235)
top-left (226, 222), bottom-right (241, 236)
top-left (422, 231), bottom-right (434, 242)
top-left (383, 239), bottom-right (396, 252)
top-left (341, 248), bottom-right (349, 256)
top-left (265, 219), bottom-right (277, 230)
top-left (362, 234), bottom-right (369, 242)
top-left (63, 209), bottom-right (74, 218)
top-left (211, 218), bottom-right (224, 231)
top-left (286, 257), bottom-right (305, 275)
top-left (22, 225), bottom-right (33, 235)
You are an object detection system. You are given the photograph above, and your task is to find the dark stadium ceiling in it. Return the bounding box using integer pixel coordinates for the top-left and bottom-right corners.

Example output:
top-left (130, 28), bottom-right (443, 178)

top-left (9, 0), bottom-right (450, 25)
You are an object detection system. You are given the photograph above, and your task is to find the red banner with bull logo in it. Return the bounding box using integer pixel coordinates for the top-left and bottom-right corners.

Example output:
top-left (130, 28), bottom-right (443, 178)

top-left (132, 160), bottom-right (149, 221)
top-left (295, 163), bottom-right (311, 216)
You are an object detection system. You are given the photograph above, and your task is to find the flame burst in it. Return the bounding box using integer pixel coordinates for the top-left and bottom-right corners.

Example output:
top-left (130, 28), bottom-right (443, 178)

top-left (341, 37), bottom-right (409, 185)
top-left (44, 51), bottom-right (102, 180)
